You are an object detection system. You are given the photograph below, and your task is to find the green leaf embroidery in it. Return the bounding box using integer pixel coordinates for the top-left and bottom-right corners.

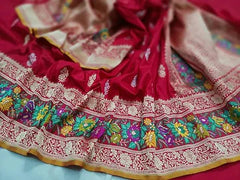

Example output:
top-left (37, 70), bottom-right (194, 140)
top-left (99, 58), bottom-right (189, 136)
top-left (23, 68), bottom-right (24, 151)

top-left (76, 131), bottom-right (84, 136)
top-left (121, 124), bottom-right (127, 130)
top-left (178, 120), bottom-right (184, 124)
top-left (106, 130), bottom-right (112, 136)
top-left (122, 131), bottom-right (128, 139)
top-left (141, 125), bottom-right (147, 132)
top-left (184, 137), bottom-right (190, 143)
top-left (129, 142), bottom-right (136, 149)
top-left (139, 139), bottom-right (145, 146)
top-left (110, 123), bottom-right (120, 133)
top-left (192, 133), bottom-right (197, 140)
top-left (229, 102), bottom-right (238, 106)
top-left (126, 122), bottom-right (131, 129)
top-left (210, 125), bottom-right (216, 132)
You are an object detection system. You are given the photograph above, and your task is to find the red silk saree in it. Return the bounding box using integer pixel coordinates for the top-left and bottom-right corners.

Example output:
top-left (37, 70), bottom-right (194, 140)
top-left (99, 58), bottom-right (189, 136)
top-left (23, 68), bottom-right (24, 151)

top-left (0, 0), bottom-right (240, 179)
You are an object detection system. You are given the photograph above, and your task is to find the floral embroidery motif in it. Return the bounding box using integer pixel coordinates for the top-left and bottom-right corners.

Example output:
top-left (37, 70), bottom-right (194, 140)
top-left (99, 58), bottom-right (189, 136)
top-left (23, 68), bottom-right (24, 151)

top-left (131, 75), bottom-right (137, 88)
top-left (154, 156), bottom-right (163, 170)
top-left (158, 64), bottom-right (166, 78)
top-left (144, 118), bottom-right (151, 125)
top-left (222, 123), bottom-right (233, 133)
top-left (173, 122), bottom-right (189, 137)
top-left (27, 53), bottom-right (37, 67)
top-left (91, 126), bottom-right (105, 139)
top-left (212, 34), bottom-right (240, 55)
top-left (87, 74), bottom-right (97, 87)
top-left (183, 150), bottom-right (197, 163)
top-left (145, 48), bottom-right (151, 61)
top-left (111, 134), bottom-right (121, 144)
top-left (92, 28), bottom-right (109, 42)
top-left (23, 34), bottom-right (30, 45)
top-left (104, 80), bottom-right (110, 96)
top-left (58, 67), bottom-right (69, 82)
top-left (13, 87), bottom-right (21, 94)
top-left (215, 142), bottom-right (228, 154)
top-left (61, 125), bottom-right (73, 136)
top-left (127, 125), bottom-right (140, 142)
top-left (228, 102), bottom-right (240, 121)
top-left (0, 61), bottom-right (7, 69)
top-left (0, 96), bottom-right (13, 111)
top-left (195, 124), bottom-right (209, 138)
top-left (144, 131), bottom-right (157, 148)
top-left (16, 131), bottom-right (27, 143)
top-left (120, 153), bottom-right (132, 168)
top-left (128, 106), bottom-right (137, 116)
top-left (65, 141), bottom-right (73, 155)
top-left (167, 120), bottom-right (195, 144)
top-left (172, 52), bottom-right (213, 92)
top-left (73, 116), bottom-right (97, 136)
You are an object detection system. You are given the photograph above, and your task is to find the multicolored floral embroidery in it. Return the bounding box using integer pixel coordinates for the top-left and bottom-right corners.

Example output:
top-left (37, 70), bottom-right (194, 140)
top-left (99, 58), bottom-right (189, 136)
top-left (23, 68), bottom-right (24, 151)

top-left (0, 76), bottom-right (240, 151)
top-left (172, 52), bottom-right (213, 92)
top-left (212, 34), bottom-right (240, 55)
top-left (73, 116), bottom-right (97, 136)
top-left (92, 28), bottom-right (109, 42)
top-left (167, 120), bottom-right (195, 143)
top-left (171, 34), bottom-right (240, 93)
top-left (227, 102), bottom-right (240, 121)
top-left (0, 96), bottom-right (13, 111)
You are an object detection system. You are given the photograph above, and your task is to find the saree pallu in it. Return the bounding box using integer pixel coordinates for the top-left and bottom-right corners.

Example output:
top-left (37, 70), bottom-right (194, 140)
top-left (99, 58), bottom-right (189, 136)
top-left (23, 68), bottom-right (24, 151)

top-left (0, 0), bottom-right (240, 179)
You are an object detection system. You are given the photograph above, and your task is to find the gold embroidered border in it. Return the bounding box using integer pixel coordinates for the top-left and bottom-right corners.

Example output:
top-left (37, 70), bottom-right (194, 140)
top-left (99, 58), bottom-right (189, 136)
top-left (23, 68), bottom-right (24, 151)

top-left (1, 111), bottom-right (240, 179)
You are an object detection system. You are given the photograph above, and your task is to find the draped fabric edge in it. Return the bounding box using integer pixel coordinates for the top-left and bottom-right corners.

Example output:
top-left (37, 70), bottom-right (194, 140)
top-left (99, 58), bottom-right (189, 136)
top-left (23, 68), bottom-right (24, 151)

top-left (15, 8), bottom-right (101, 70)
top-left (1, 135), bottom-right (240, 180)
top-left (15, 4), bottom-right (133, 71)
